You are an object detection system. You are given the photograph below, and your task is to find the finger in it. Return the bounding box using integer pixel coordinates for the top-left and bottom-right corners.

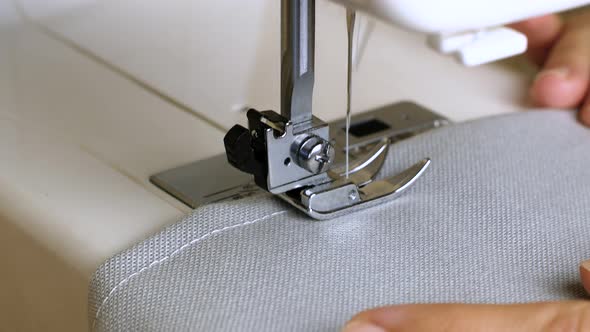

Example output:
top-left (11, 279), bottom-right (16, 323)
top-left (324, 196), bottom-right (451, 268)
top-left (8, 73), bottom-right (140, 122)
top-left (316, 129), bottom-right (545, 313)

top-left (581, 99), bottom-right (590, 126)
top-left (580, 259), bottom-right (590, 293)
top-left (342, 301), bottom-right (590, 332)
top-left (509, 15), bottom-right (563, 65)
top-left (526, 48), bottom-right (552, 68)
top-left (509, 15), bottom-right (563, 50)
top-left (530, 13), bottom-right (590, 109)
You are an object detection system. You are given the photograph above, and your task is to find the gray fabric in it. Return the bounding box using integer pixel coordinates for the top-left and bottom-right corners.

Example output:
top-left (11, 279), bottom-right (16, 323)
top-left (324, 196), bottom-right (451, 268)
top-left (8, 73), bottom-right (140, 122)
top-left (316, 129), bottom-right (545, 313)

top-left (89, 111), bottom-right (590, 332)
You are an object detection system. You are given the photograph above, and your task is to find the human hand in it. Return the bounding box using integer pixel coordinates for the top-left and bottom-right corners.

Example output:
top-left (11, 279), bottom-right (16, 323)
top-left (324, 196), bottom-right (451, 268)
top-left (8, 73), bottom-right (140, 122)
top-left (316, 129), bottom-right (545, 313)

top-left (342, 260), bottom-right (590, 331)
top-left (508, 11), bottom-right (590, 126)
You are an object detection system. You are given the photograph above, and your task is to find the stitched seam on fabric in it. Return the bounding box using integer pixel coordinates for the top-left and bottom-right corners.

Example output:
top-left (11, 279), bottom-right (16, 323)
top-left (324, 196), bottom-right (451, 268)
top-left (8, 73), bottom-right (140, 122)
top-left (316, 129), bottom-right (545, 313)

top-left (91, 210), bottom-right (288, 331)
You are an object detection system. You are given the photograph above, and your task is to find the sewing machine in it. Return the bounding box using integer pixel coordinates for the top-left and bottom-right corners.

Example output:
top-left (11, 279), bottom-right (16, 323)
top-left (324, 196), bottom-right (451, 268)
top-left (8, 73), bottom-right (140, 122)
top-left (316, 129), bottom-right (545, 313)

top-left (3, 1), bottom-right (590, 331)
top-left (151, 0), bottom-right (590, 220)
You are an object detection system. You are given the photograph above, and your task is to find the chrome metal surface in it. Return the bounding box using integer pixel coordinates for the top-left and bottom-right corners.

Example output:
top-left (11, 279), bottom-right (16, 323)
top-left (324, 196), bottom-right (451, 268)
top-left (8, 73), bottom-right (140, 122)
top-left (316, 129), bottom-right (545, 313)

top-left (295, 135), bottom-right (335, 174)
top-left (151, 102), bottom-right (449, 210)
top-left (265, 116), bottom-right (332, 194)
top-left (281, 155), bottom-right (431, 219)
top-left (150, 154), bottom-right (257, 207)
top-left (329, 101), bottom-right (450, 166)
top-left (281, 0), bottom-right (315, 125)
top-left (329, 139), bottom-right (389, 184)
top-left (314, 159), bottom-right (429, 219)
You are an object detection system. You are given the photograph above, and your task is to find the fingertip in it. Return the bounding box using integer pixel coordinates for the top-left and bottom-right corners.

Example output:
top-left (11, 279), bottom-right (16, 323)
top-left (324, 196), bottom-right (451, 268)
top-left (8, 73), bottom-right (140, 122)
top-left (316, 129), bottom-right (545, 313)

top-left (512, 14), bottom-right (561, 31)
top-left (530, 68), bottom-right (588, 108)
top-left (578, 105), bottom-right (590, 127)
top-left (342, 307), bottom-right (403, 332)
top-left (341, 320), bottom-right (386, 332)
top-left (580, 260), bottom-right (590, 294)
top-left (509, 14), bottom-right (562, 49)
top-left (348, 306), bottom-right (409, 330)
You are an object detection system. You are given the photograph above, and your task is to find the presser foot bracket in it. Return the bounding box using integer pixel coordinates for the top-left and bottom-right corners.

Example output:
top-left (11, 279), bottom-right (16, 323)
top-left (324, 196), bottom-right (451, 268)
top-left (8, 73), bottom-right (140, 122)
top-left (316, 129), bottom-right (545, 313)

top-left (150, 102), bottom-right (448, 219)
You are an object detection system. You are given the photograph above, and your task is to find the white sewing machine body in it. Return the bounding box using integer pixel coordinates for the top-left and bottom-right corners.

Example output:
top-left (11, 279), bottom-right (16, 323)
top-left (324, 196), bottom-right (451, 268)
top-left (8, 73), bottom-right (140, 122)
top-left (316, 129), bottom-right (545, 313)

top-left (1, 0), bottom-right (589, 330)
top-left (332, 0), bottom-right (590, 66)
top-left (332, 0), bottom-right (589, 33)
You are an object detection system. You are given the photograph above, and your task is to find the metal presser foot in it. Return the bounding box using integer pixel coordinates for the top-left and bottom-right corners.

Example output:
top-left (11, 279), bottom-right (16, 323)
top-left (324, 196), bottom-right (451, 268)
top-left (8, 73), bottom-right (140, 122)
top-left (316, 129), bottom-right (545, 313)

top-left (150, 102), bottom-right (448, 215)
top-left (150, 0), bottom-right (449, 219)
top-left (223, 104), bottom-right (440, 220)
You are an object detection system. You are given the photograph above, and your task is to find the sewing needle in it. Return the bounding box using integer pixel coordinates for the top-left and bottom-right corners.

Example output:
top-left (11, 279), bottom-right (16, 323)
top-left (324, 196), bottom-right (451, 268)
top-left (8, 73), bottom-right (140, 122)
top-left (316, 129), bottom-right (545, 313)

top-left (345, 9), bottom-right (356, 179)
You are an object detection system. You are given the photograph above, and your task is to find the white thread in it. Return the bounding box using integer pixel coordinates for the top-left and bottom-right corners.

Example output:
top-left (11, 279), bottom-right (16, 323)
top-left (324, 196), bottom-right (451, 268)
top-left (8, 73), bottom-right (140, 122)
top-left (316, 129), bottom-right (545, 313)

top-left (92, 210), bottom-right (287, 330)
top-left (345, 9), bottom-right (356, 179)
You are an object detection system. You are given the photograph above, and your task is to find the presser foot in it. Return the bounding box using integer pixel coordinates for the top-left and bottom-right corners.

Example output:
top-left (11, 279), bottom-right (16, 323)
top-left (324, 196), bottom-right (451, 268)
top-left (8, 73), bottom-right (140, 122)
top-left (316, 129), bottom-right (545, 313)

top-left (221, 102), bottom-right (438, 220)
top-left (280, 140), bottom-right (431, 219)
top-left (150, 102), bottom-right (448, 215)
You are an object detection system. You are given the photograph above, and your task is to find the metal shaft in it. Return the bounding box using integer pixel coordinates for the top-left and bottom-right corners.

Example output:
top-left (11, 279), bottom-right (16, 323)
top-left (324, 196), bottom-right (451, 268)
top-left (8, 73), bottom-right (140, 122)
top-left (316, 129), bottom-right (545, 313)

top-left (281, 0), bottom-right (315, 125)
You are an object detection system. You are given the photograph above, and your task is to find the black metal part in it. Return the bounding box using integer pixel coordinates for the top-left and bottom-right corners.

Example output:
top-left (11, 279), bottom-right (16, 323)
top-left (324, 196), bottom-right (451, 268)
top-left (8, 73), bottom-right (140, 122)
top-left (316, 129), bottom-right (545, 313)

top-left (223, 125), bottom-right (257, 174)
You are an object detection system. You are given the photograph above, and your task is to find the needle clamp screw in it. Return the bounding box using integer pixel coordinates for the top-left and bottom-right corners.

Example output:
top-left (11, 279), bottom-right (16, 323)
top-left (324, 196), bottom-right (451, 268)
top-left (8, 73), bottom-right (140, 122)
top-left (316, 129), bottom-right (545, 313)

top-left (295, 135), bottom-right (335, 174)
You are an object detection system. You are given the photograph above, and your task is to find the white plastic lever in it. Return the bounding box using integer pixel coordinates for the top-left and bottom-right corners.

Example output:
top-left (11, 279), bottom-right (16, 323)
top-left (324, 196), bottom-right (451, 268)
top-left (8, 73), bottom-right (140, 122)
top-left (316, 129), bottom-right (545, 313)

top-left (428, 27), bottom-right (528, 66)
